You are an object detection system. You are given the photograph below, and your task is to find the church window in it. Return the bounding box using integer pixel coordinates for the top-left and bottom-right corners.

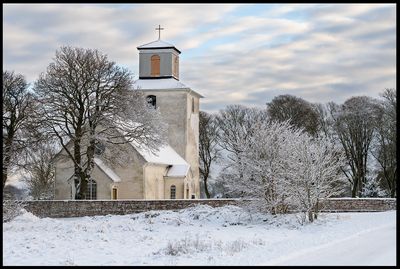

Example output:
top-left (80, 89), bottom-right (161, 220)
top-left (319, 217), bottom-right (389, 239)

top-left (192, 98), bottom-right (195, 113)
top-left (94, 141), bottom-right (105, 155)
top-left (85, 179), bottom-right (97, 200)
top-left (146, 95), bottom-right (156, 109)
top-left (170, 185), bottom-right (176, 199)
top-left (151, 55), bottom-right (160, 76)
top-left (112, 187), bottom-right (117, 200)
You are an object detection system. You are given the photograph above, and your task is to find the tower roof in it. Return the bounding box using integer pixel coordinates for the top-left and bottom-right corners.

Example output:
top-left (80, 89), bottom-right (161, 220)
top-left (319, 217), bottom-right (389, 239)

top-left (137, 39), bottom-right (181, 54)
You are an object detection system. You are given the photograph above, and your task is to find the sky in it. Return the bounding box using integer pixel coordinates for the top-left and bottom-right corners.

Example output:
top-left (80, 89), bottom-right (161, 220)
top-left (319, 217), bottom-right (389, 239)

top-left (3, 3), bottom-right (396, 112)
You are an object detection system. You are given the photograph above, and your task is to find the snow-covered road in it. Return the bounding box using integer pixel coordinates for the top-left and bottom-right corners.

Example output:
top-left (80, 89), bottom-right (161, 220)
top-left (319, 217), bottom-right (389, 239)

top-left (3, 206), bottom-right (396, 266)
top-left (268, 223), bottom-right (396, 266)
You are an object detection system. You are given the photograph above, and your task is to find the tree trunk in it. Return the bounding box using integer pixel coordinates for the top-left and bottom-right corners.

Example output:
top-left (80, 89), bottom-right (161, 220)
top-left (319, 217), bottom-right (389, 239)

top-left (204, 178), bottom-right (210, 198)
top-left (308, 210), bottom-right (314, 222)
top-left (2, 134), bottom-right (14, 189)
top-left (80, 131), bottom-right (96, 199)
top-left (73, 131), bottom-right (85, 199)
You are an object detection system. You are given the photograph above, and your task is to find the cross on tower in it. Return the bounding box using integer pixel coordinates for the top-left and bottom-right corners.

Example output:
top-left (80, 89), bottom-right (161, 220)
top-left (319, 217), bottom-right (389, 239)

top-left (155, 25), bottom-right (164, 40)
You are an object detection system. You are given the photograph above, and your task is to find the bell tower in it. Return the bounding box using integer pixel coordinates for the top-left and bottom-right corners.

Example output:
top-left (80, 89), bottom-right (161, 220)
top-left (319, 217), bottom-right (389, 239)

top-left (137, 25), bottom-right (180, 80)
top-left (134, 26), bottom-right (203, 198)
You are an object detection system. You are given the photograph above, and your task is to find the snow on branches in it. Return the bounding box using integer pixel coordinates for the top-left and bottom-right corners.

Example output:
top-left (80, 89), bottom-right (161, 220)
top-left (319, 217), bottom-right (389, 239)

top-left (221, 118), bottom-right (347, 222)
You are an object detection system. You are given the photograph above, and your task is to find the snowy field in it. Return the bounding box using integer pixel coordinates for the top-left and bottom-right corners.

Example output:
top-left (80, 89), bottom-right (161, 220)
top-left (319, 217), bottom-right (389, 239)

top-left (3, 205), bottom-right (396, 266)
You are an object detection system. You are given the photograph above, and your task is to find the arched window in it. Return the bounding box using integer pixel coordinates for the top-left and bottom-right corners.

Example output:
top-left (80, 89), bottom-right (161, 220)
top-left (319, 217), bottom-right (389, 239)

top-left (85, 179), bottom-right (97, 200)
top-left (151, 55), bottom-right (160, 76)
top-left (146, 95), bottom-right (156, 109)
top-left (192, 97), bottom-right (195, 113)
top-left (112, 187), bottom-right (117, 200)
top-left (170, 185), bottom-right (176, 199)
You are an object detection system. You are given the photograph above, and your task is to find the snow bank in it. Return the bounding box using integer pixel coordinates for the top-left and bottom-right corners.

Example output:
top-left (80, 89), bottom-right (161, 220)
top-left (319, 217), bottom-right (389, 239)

top-left (3, 205), bottom-right (396, 266)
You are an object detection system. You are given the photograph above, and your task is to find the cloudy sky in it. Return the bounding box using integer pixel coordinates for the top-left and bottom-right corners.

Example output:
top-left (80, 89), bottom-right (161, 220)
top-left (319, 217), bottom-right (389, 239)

top-left (3, 4), bottom-right (396, 112)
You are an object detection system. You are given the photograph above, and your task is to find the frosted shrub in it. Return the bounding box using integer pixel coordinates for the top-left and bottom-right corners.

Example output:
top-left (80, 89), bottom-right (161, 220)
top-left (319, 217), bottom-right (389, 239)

top-left (3, 198), bottom-right (24, 222)
top-left (222, 120), bottom-right (347, 222)
top-left (225, 239), bottom-right (248, 254)
top-left (361, 176), bottom-right (388, 197)
top-left (163, 235), bottom-right (212, 256)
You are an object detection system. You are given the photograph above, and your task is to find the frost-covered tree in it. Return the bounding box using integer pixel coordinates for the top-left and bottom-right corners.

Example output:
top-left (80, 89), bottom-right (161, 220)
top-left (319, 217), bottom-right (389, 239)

top-left (34, 46), bottom-right (167, 199)
top-left (2, 71), bottom-right (34, 188)
top-left (329, 96), bottom-right (379, 197)
top-left (285, 134), bottom-right (347, 221)
top-left (216, 105), bottom-right (268, 195)
top-left (199, 111), bottom-right (221, 198)
top-left (228, 120), bottom-right (300, 214)
top-left (222, 117), bottom-right (346, 221)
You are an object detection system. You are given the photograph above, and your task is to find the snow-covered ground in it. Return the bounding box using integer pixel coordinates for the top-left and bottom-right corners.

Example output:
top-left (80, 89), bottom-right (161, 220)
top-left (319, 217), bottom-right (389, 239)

top-left (3, 205), bottom-right (396, 266)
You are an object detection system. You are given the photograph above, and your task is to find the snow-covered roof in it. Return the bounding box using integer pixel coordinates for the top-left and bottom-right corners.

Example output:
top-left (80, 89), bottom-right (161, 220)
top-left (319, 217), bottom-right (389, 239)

top-left (133, 78), bottom-right (188, 90)
top-left (133, 78), bottom-right (204, 98)
top-left (137, 39), bottom-right (181, 53)
top-left (166, 164), bottom-right (190, 177)
top-left (131, 142), bottom-right (190, 177)
top-left (94, 158), bottom-right (122, 182)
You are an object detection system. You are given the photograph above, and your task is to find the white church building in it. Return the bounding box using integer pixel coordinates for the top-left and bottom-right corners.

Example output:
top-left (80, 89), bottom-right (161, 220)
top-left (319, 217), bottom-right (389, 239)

top-left (53, 33), bottom-right (203, 200)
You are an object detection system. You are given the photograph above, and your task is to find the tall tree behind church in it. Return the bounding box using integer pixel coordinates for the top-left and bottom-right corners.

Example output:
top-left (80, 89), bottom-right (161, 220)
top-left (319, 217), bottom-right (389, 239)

top-left (34, 46), bottom-right (166, 199)
top-left (2, 71), bottom-right (33, 188)
top-left (371, 89), bottom-right (396, 197)
top-left (266, 94), bottom-right (319, 136)
top-left (199, 111), bottom-right (220, 198)
top-left (328, 96), bottom-right (379, 197)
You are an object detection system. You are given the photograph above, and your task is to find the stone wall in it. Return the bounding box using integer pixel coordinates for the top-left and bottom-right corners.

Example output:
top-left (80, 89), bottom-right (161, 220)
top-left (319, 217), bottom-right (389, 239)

top-left (19, 199), bottom-right (240, 218)
top-left (18, 198), bottom-right (396, 218)
top-left (318, 198), bottom-right (397, 212)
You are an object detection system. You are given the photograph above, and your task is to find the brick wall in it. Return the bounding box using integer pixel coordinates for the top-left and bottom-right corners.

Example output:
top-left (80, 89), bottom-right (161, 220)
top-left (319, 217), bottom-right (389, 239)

top-left (18, 198), bottom-right (396, 218)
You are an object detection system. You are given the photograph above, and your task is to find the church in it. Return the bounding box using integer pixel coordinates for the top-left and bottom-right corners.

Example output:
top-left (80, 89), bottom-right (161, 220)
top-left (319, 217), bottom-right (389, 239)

top-left (53, 30), bottom-right (203, 200)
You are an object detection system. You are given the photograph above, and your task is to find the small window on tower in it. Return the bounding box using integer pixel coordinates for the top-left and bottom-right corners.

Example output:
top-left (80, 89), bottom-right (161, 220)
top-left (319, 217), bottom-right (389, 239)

top-left (146, 95), bottom-right (156, 109)
top-left (192, 98), bottom-right (195, 113)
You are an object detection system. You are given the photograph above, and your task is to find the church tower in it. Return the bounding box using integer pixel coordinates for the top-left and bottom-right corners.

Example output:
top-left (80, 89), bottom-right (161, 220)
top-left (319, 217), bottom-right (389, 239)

top-left (134, 27), bottom-right (203, 198)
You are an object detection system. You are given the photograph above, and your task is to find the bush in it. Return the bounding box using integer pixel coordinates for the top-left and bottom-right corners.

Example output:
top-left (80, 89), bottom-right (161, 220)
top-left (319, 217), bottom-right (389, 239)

top-left (3, 199), bottom-right (24, 222)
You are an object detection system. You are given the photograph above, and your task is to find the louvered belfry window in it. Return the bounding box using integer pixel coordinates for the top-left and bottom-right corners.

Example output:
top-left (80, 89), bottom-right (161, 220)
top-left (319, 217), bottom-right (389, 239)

top-left (151, 55), bottom-right (160, 76)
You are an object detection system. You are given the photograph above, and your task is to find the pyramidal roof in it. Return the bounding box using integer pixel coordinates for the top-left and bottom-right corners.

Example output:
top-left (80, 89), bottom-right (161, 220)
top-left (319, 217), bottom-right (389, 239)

top-left (137, 39), bottom-right (181, 53)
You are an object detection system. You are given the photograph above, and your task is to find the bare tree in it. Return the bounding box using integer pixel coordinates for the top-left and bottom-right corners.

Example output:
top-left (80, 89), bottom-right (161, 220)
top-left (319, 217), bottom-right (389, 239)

top-left (24, 143), bottom-right (57, 200)
top-left (329, 96), bottom-right (379, 197)
top-left (2, 71), bottom-right (33, 188)
top-left (371, 88), bottom-right (396, 197)
top-left (34, 46), bottom-right (166, 199)
top-left (199, 111), bottom-right (220, 198)
top-left (266, 94), bottom-right (320, 136)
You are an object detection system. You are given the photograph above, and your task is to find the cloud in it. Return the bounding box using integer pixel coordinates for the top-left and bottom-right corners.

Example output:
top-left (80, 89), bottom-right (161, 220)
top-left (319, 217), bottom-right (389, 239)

top-left (3, 4), bottom-right (396, 113)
